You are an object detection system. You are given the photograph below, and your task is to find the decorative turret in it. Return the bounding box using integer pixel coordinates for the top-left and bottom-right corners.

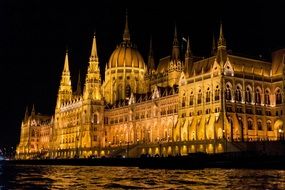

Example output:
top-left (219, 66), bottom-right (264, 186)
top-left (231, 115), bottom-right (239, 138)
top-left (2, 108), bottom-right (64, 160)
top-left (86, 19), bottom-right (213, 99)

top-left (56, 50), bottom-right (72, 108)
top-left (171, 24), bottom-right (180, 61)
top-left (216, 23), bottom-right (227, 64)
top-left (184, 36), bottom-right (193, 76)
top-left (84, 33), bottom-right (102, 100)
top-left (147, 36), bottom-right (155, 75)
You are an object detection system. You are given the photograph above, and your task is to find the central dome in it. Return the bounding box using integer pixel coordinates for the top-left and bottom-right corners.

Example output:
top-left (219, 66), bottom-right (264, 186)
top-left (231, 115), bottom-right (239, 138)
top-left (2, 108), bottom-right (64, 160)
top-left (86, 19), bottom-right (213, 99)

top-left (107, 12), bottom-right (146, 70)
top-left (108, 42), bottom-right (146, 69)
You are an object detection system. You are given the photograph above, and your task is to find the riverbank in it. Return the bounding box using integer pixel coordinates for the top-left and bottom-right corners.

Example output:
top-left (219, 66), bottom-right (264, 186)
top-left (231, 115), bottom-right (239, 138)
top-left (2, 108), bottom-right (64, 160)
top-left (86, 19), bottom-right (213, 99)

top-left (5, 152), bottom-right (285, 170)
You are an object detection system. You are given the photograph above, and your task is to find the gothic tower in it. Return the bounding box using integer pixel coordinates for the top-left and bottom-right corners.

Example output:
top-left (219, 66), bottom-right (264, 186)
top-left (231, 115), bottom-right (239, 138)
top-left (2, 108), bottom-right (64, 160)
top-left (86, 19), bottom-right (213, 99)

top-left (83, 34), bottom-right (102, 100)
top-left (56, 51), bottom-right (73, 109)
top-left (168, 25), bottom-right (183, 86)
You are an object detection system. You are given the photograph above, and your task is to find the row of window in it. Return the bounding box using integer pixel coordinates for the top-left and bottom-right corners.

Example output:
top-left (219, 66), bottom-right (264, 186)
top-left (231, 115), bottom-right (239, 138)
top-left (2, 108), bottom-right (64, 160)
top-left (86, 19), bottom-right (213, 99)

top-left (225, 85), bottom-right (282, 105)
top-left (229, 117), bottom-right (273, 131)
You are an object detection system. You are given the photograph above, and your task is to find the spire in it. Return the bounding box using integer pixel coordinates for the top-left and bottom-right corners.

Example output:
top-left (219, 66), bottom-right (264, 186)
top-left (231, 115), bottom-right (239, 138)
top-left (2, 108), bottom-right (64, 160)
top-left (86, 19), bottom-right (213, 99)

top-left (211, 34), bottom-right (216, 56)
top-left (24, 106), bottom-right (29, 120)
top-left (63, 50), bottom-right (70, 73)
top-left (57, 50), bottom-right (72, 108)
top-left (173, 23), bottom-right (179, 47)
top-left (83, 33), bottom-right (102, 100)
top-left (123, 9), bottom-right (130, 42)
top-left (216, 22), bottom-right (227, 64)
top-left (171, 24), bottom-right (180, 60)
top-left (184, 36), bottom-right (193, 76)
top-left (60, 50), bottom-right (72, 87)
top-left (75, 71), bottom-right (82, 95)
top-left (147, 36), bottom-right (155, 74)
top-left (31, 104), bottom-right (35, 116)
top-left (218, 22), bottom-right (226, 48)
top-left (90, 33), bottom-right (98, 62)
top-left (185, 36), bottom-right (192, 58)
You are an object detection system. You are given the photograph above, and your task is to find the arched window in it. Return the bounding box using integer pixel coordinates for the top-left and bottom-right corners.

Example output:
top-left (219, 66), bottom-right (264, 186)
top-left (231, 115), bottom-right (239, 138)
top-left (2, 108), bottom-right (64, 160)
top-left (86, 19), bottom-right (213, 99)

top-left (182, 93), bottom-right (186, 107)
top-left (257, 120), bottom-right (262, 131)
top-left (275, 88), bottom-right (282, 105)
top-left (197, 89), bottom-right (202, 104)
top-left (126, 84), bottom-right (131, 99)
top-left (94, 114), bottom-right (98, 124)
top-left (225, 84), bottom-right (232, 100)
top-left (266, 120), bottom-right (272, 131)
top-left (235, 85), bottom-right (242, 102)
top-left (206, 87), bottom-right (211, 103)
top-left (265, 89), bottom-right (270, 105)
top-left (215, 85), bottom-right (220, 101)
top-left (189, 91), bottom-right (194, 106)
top-left (247, 119), bottom-right (253, 130)
top-left (255, 88), bottom-right (261, 104)
top-left (245, 86), bottom-right (251, 103)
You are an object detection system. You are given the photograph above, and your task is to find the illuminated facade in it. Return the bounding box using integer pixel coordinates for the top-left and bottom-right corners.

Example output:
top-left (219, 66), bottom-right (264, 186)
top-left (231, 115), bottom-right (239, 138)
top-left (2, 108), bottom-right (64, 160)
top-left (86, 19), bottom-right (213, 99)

top-left (16, 15), bottom-right (285, 159)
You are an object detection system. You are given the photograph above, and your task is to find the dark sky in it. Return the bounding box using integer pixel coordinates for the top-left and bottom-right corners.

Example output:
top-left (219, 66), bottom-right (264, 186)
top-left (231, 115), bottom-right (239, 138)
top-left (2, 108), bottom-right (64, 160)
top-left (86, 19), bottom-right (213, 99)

top-left (1, 0), bottom-right (285, 148)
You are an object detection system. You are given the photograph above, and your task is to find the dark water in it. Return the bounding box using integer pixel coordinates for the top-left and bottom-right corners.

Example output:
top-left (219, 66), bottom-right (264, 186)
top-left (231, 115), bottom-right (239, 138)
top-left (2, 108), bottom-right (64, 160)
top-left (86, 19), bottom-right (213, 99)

top-left (0, 163), bottom-right (284, 190)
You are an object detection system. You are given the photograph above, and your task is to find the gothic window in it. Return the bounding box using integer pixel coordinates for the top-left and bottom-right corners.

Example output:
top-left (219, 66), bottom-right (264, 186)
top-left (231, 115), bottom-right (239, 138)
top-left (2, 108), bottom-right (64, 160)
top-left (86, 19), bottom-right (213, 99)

top-left (126, 84), bottom-right (131, 99)
top-left (31, 130), bottom-right (36, 137)
top-left (235, 85), bottom-right (242, 102)
top-left (189, 91), bottom-right (194, 105)
top-left (247, 119), bottom-right (253, 130)
top-left (93, 114), bottom-right (98, 124)
top-left (267, 120), bottom-right (272, 131)
top-left (245, 86), bottom-right (252, 103)
top-left (206, 87), bottom-right (211, 103)
top-left (236, 107), bottom-right (243, 113)
top-left (255, 88), bottom-right (261, 104)
top-left (257, 120), bottom-right (262, 131)
top-left (255, 109), bottom-right (262, 115)
top-left (197, 89), bottom-right (202, 104)
top-left (266, 110), bottom-right (271, 116)
top-left (225, 84), bottom-right (232, 100)
top-left (265, 89), bottom-right (270, 105)
top-left (226, 106), bottom-right (232, 112)
top-left (275, 88), bottom-right (282, 105)
top-left (215, 85), bottom-right (220, 101)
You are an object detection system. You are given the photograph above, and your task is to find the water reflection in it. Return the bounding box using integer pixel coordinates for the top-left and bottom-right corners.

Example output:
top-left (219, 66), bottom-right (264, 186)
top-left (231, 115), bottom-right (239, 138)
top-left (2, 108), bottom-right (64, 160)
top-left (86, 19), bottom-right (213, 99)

top-left (0, 164), bottom-right (284, 189)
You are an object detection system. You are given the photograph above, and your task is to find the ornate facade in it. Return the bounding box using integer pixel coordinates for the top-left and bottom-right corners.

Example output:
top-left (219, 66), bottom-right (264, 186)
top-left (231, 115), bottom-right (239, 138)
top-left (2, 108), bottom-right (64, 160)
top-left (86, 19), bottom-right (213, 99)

top-left (16, 15), bottom-right (285, 159)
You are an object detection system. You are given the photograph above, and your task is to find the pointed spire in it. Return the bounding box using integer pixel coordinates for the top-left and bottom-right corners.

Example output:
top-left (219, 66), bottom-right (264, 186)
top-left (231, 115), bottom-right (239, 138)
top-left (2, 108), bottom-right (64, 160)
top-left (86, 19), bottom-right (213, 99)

top-left (211, 34), bottom-right (216, 56)
top-left (171, 23), bottom-right (180, 60)
top-left (24, 106), bottom-right (29, 120)
top-left (184, 36), bottom-right (193, 77)
top-left (75, 71), bottom-right (82, 95)
top-left (83, 33), bottom-right (102, 101)
top-left (57, 49), bottom-right (72, 107)
top-left (173, 23), bottom-right (179, 46)
top-left (185, 36), bottom-right (192, 58)
top-left (123, 9), bottom-right (130, 42)
top-left (90, 33), bottom-right (98, 62)
top-left (216, 22), bottom-right (227, 64)
top-left (31, 104), bottom-right (35, 116)
top-left (218, 22), bottom-right (226, 48)
top-left (147, 36), bottom-right (155, 74)
top-left (63, 49), bottom-right (70, 73)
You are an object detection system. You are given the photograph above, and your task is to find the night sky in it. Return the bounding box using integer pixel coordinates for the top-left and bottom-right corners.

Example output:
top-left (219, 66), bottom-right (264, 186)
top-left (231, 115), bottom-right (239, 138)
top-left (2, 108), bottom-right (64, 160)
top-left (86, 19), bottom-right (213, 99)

top-left (1, 0), bottom-right (285, 149)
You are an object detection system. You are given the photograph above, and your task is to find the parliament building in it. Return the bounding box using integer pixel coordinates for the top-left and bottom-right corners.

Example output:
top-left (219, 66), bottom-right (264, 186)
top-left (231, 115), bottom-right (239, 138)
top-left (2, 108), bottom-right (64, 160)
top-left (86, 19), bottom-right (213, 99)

top-left (16, 14), bottom-right (285, 159)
